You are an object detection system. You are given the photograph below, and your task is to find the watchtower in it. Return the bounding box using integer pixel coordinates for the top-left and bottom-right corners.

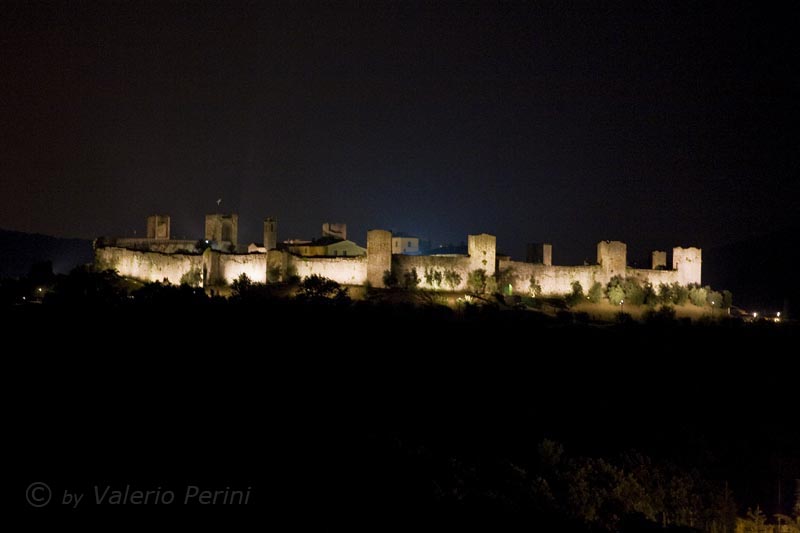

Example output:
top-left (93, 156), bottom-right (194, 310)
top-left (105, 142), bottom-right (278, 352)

top-left (263, 217), bottom-right (277, 251)
top-left (205, 214), bottom-right (238, 249)
top-left (146, 215), bottom-right (170, 240)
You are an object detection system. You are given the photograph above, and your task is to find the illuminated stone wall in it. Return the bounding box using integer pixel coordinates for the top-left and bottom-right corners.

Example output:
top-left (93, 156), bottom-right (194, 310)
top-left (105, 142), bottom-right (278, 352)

top-left (499, 261), bottom-right (600, 295)
top-left (391, 233), bottom-right (496, 291)
top-left (290, 254), bottom-right (368, 285)
top-left (266, 250), bottom-right (367, 285)
top-left (95, 246), bottom-right (202, 285)
top-left (266, 249), bottom-right (289, 283)
top-left (98, 233), bottom-right (702, 296)
top-left (499, 259), bottom-right (691, 296)
top-left (96, 246), bottom-right (267, 286)
top-left (393, 255), bottom-right (472, 291)
top-left (213, 252), bottom-right (267, 285)
top-left (627, 267), bottom-right (681, 288)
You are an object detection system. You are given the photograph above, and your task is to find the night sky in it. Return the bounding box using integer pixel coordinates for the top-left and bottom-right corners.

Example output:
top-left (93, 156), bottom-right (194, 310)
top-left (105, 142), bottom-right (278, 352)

top-left (2, 1), bottom-right (797, 263)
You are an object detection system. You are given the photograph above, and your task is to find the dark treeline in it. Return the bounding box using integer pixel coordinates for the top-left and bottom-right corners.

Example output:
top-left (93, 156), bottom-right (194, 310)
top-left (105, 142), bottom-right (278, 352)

top-left (7, 266), bottom-right (799, 530)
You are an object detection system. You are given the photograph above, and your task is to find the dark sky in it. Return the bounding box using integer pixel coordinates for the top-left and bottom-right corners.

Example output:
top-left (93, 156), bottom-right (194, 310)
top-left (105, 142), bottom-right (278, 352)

top-left (2, 1), bottom-right (797, 263)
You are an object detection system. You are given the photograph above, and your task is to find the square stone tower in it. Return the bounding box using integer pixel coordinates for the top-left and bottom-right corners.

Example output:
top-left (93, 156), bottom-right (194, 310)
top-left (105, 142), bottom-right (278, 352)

top-left (146, 215), bottom-right (170, 240)
top-left (367, 230), bottom-right (392, 287)
top-left (205, 214), bottom-right (238, 247)
top-left (263, 217), bottom-right (277, 251)
top-left (468, 234), bottom-right (497, 276)
top-left (597, 241), bottom-right (627, 277)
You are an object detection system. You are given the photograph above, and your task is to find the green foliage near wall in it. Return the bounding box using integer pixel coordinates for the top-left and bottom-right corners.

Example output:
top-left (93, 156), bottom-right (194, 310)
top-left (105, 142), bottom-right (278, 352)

top-left (423, 267), bottom-right (444, 289)
top-left (180, 268), bottom-right (202, 287)
top-left (231, 273), bottom-right (252, 297)
top-left (383, 269), bottom-right (399, 288)
top-left (467, 269), bottom-right (497, 295)
top-left (443, 269), bottom-right (462, 290)
top-left (607, 276), bottom-right (625, 305)
top-left (403, 268), bottom-right (420, 290)
top-left (621, 278), bottom-right (645, 305)
top-left (268, 265), bottom-right (282, 283)
top-left (467, 269), bottom-right (487, 294)
top-left (605, 276), bottom-right (649, 306)
top-left (424, 267), bottom-right (434, 286)
top-left (296, 274), bottom-right (350, 303)
top-left (497, 267), bottom-right (517, 293)
top-left (529, 275), bottom-right (542, 297)
top-left (285, 264), bottom-right (299, 284)
top-left (706, 288), bottom-right (723, 308)
top-left (566, 280), bottom-right (584, 306)
top-left (642, 282), bottom-right (659, 306)
top-left (587, 281), bottom-right (604, 303)
top-left (721, 290), bottom-right (733, 309)
top-left (688, 284), bottom-right (708, 307)
top-left (657, 283), bottom-right (672, 304)
top-left (671, 283), bottom-right (689, 305)
top-left (653, 282), bottom-right (732, 309)
top-left (486, 276), bottom-right (498, 295)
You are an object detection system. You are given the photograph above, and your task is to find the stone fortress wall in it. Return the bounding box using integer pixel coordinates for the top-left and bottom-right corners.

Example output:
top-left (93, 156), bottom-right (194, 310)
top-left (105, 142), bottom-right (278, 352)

top-left (95, 246), bottom-right (203, 285)
top-left (208, 249), bottom-right (267, 286)
top-left (498, 242), bottom-right (701, 295)
top-left (95, 214), bottom-right (701, 293)
top-left (272, 252), bottom-right (368, 286)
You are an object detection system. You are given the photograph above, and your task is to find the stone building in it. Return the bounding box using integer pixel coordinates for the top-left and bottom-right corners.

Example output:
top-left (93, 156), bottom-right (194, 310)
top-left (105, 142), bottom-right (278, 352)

top-left (95, 213), bottom-right (702, 292)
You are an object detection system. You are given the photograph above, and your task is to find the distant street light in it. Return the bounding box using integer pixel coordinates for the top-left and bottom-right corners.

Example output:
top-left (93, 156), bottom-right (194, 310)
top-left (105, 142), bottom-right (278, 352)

top-left (620, 299), bottom-right (624, 314)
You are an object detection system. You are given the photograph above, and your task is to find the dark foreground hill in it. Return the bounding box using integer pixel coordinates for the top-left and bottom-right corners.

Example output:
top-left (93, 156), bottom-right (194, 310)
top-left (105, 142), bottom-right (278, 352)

top-left (8, 301), bottom-right (798, 529)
